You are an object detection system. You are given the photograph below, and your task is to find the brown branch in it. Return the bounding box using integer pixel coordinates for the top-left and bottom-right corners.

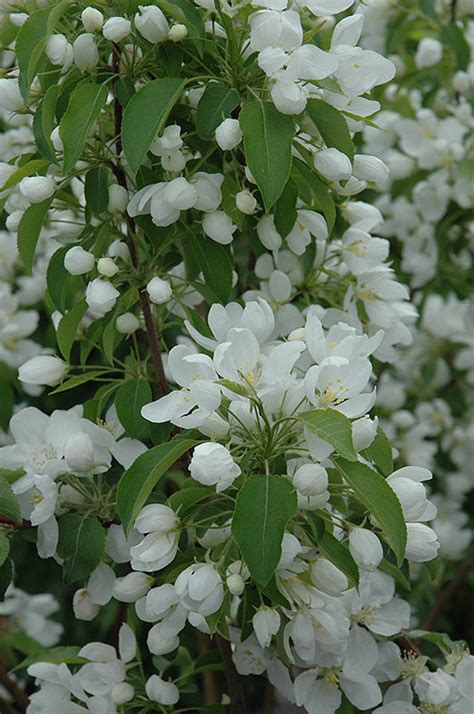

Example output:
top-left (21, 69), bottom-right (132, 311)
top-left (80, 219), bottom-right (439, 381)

top-left (0, 665), bottom-right (28, 713)
top-left (215, 635), bottom-right (246, 714)
top-left (0, 698), bottom-right (19, 714)
top-left (110, 48), bottom-right (169, 399)
top-left (422, 545), bottom-right (474, 632)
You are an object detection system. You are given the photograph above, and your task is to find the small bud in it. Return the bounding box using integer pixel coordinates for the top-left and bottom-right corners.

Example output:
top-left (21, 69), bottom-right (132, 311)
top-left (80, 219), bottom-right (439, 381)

top-left (168, 24), bottom-right (188, 42)
top-left (226, 573), bottom-right (245, 596)
top-left (50, 127), bottom-right (63, 152)
top-left (314, 148), bottom-right (352, 182)
top-left (310, 557), bottom-right (348, 595)
top-left (111, 683), bottom-right (134, 705)
top-left (73, 589), bottom-right (100, 621)
top-left (46, 34), bottom-right (73, 68)
top-left (147, 276), bottom-right (172, 304)
top-left (252, 607), bottom-right (281, 648)
top-left (0, 79), bottom-right (24, 112)
top-left (235, 189), bottom-right (257, 215)
top-left (73, 34), bottom-right (99, 73)
top-left (97, 257), bottom-right (119, 277)
top-left (116, 312), bottom-right (140, 335)
top-left (215, 118), bottom-right (243, 151)
top-left (293, 463), bottom-right (328, 497)
top-left (65, 432), bottom-right (95, 472)
top-left (64, 246), bottom-right (95, 275)
top-left (85, 278), bottom-right (120, 317)
top-left (135, 5), bottom-right (169, 43)
top-left (103, 16), bottom-right (131, 42)
top-left (113, 572), bottom-right (151, 602)
top-left (146, 675), bottom-right (179, 706)
top-left (18, 355), bottom-right (66, 387)
top-left (108, 184), bottom-right (128, 213)
top-left (81, 7), bottom-right (104, 32)
top-left (19, 176), bottom-right (56, 203)
top-left (348, 528), bottom-right (383, 571)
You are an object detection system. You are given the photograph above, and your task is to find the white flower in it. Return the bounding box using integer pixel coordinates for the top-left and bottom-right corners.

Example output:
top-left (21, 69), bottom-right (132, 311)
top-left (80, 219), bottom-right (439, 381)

top-left (81, 7), bottom-right (104, 32)
top-left (0, 79), bottom-right (25, 112)
top-left (64, 246), bottom-right (95, 275)
top-left (249, 10), bottom-right (303, 52)
top-left (45, 34), bottom-right (73, 69)
top-left (415, 37), bottom-right (442, 69)
top-left (175, 563), bottom-right (224, 616)
top-left (310, 557), bottom-right (349, 595)
top-left (73, 33), bottom-right (99, 72)
top-left (108, 184), bottom-right (128, 213)
top-left (116, 312), bottom-right (140, 334)
top-left (135, 504), bottom-right (178, 534)
top-left (349, 528), bottom-right (383, 570)
top-left (130, 531), bottom-right (179, 572)
top-left (64, 432), bottom-right (95, 472)
top-left (387, 466), bottom-right (436, 522)
top-left (147, 276), bottom-right (172, 304)
top-left (253, 607), bottom-right (281, 648)
top-left (85, 278), bottom-right (120, 317)
top-left (146, 675), bottom-right (179, 705)
top-left (352, 155), bottom-right (389, 188)
top-left (333, 46), bottom-right (395, 97)
top-left (135, 5), bottom-right (169, 43)
top-left (236, 189), bottom-right (257, 214)
top-left (189, 442), bottom-right (241, 492)
top-left (103, 16), bottom-right (131, 42)
top-left (113, 572), bottom-right (151, 602)
top-left (112, 682), bottom-right (135, 704)
top-left (19, 176), bottom-right (56, 203)
top-left (97, 257), bottom-right (119, 277)
top-left (405, 523), bottom-right (439, 562)
top-left (314, 148), bottom-right (352, 181)
top-left (191, 172), bottom-right (224, 212)
top-left (292, 463), bottom-right (328, 497)
top-left (202, 210), bottom-right (237, 245)
top-left (168, 24), bottom-right (188, 41)
top-left (215, 118), bottom-right (243, 150)
top-left (18, 355), bottom-right (66, 386)
top-left (257, 215), bottom-right (282, 251)
top-left (73, 588), bottom-right (100, 621)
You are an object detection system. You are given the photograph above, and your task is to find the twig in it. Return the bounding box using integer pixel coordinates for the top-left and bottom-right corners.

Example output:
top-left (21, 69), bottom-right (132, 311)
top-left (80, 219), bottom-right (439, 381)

top-left (0, 665), bottom-right (28, 713)
top-left (0, 698), bottom-right (19, 714)
top-left (215, 635), bottom-right (246, 714)
top-left (422, 545), bottom-right (474, 632)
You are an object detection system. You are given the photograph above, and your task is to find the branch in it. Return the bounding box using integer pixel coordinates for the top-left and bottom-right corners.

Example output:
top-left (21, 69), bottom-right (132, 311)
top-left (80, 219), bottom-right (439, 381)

top-left (215, 635), bottom-right (246, 714)
top-left (422, 545), bottom-right (474, 632)
top-left (0, 665), bottom-right (28, 713)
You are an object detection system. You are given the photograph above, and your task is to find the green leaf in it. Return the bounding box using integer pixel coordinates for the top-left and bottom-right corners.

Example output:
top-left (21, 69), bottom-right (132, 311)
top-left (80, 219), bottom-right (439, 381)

top-left (0, 159), bottom-right (50, 192)
top-left (49, 370), bottom-right (107, 394)
top-left (293, 159), bottom-right (336, 231)
top-left (333, 458), bottom-right (407, 566)
top-left (168, 486), bottom-right (213, 517)
top-left (240, 101), bottom-right (294, 210)
top-left (232, 475), bottom-right (297, 586)
top-left (299, 409), bottom-right (357, 462)
top-left (57, 514), bottom-right (105, 583)
top-left (0, 378), bottom-right (14, 431)
top-left (306, 513), bottom-right (359, 587)
top-left (15, 1), bottom-right (69, 98)
top-left (378, 558), bottom-right (410, 591)
top-left (306, 99), bottom-right (354, 160)
top-left (196, 84), bottom-right (240, 140)
top-left (115, 378), bottom-right (152, 440)
top-left (85, 167), bottom-right (109, 216)
top-left (57, 300), bottom-right (88, 362)
top-left (442, 25), bottom-right (470, 71)
top-left (15, 646), bottom-right (86, 671)
top-left (17, 198), bottom-right (52, 274)
top-left (274, 178), bottom-right (298, 238)
top-left (0, 558), bottom-right (13, 601)
top-left (60, 83), bottom-right (109, 174)
top-left (117, 438), bottom-right (198, 533)
top-left (406, 630), bottom-right (453, 654)
top-left (0, 534), bottom-right (10, 567)
top-left (0, 476), bottom-right (21, 525)
top-left (362, 427), bottom-right (393, 476)
top-left (156, 0), bottom-right (205, 49)
top-left (185, 234), bottom-right (233, 304)
top-left (33, 85), bottom-right (60, 162)
top-left (122, 78), bottom-right (185, 173)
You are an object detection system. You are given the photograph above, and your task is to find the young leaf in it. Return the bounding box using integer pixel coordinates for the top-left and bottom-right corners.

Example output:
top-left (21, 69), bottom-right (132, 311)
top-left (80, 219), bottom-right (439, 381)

top-left (0, 476), bottom-right (21, 525)
top-left (122, 78), bottom-right (185, 173)
top-left (117, 438), bottom-right (199, 533)
top-left (306, 99), bottom-right (354, 160)
top-left (299, 409), bottom-right (357, 462)
top-left (115, 378), bottom-right (153, 440)
top-left (362, 427), bottom-right (393, 476)
top-left (56, 300), bottom-right (88, 363)
top-left (0, 379), bottom-right (14, 432)
top-left (60, 83), bottom-right (108, 174)
top-left (293, 159), bottom-right (336, 231)
top-left (196, 84), bottom-right (240, 140)
top-left (57, 514), bottom-right (105, 584)
top-left (17, 197), bottom-right (52, 274)
top-left (84, 166), bottom-right (109, 216)
top-left (232, 475), bottom-right (297, 586)
top-left (274, 179), bottom-right (298, 238)
top-left (15, 647), bottom-right (86, 670)
top-left (333, 458), bottom-right (407, 566)
top-left (185, 234), bottom-right (233, 304)
top-left (239, 101), bottom-right (294, 210)
top-left (32, 85), bottom-right (60, 162)
top-left (306, 513), bottom-right (359, 587)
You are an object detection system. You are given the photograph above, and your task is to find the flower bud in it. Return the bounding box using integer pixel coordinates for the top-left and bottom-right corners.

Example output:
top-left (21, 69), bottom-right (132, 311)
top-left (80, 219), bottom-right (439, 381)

top-left (257, 215), bottom-right (282, 251)
top-left (81, 7), bottom-right (104, 32)
top-left (226, 573), bottom-right (245, 596)
top-left (168, 24), bottom-right (188, 42)
top-left (0, 78), bottom-right (25, 112)
top-left (147, 276), bottom-right (172, 304)
top-left (116, 312), bottom-right (140, 335)
top-left (46, 34), bottom-right (73, 68)
top-left (135, 5), bottom-right (169, 43)
top-left (108, 239), bottom-right (130, 262)
top-left (314, 148), bottom-right (352, 182)
top-left (253, 607), bottom-right (281, 648)
top-left (202, 210), bottom-right (236, 245)
top-left (215, 118), bottom-right (243, 151)
top-left (5, 211), bottom-right (23, 232)
top-left (64, 246), bottom-right (95, 275)
top-left (18, 355), bottom-right (66, 387)
top-left (189, 443), bottom-right (241, 492)
top-left (348, 528), bottom-right (383, 570)
top-left (65, 432), bottom-right (95, 472)
top-left (50, 127), bottom-right (63, 152)
top-left (415, 37), bottom-right (442, 69)
top-left (111, 683), bottom-right (134, 705)
top-left (293, 463), bottom-right (328, 497)
top-left (103, 17), bottom-right (131, 42)
top-left (19, 176), bottom-right (56, 203)
top-left (145, 675), bottom-right (179, 706)
top-left (86, 278), bottom-right (120, 317)
top-left (235, 189), bottom-right (257, 214)
top-left (352, 155), bottom-right (389, 189)
top-left (310, 557), bottom-right (348, 595)
top-left (113, 572), bottom-right (151, 602)
top-left (10, 13), bottom-right (28, 28)
top-left (97, 257), bottom-right (119, 277)
top-left (108, 184), bottom-right (128, 213)
top-left (351, 416), bottom-right (378, 452)
top-left (73, 34), bottom-right (99, 73)
top-left (405, 523), bottom-right (439, 562)
top-left (135, 504), bottom-right (177, 534)
top-left (73, 588), bottom-right (100, 621)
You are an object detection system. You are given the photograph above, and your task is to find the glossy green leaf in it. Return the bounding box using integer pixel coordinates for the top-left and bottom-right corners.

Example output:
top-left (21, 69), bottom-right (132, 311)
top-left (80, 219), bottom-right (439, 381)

top-left (57, 300), bottom-right (88, 362)
top-left (362, 427), bottom-right (393, 476)
top-left (307, 513), bottom-right (359, 587)
top-left (0, 535), bottom-right (10, 568)
top-left (15, 647), bottom-right (86, 670)
top-left (117, 438), bottom-right (198, 533)
top-left (57, 514), bottom-right (105, 584)
top-left (32, 84), bottom-right (60, 162)
top-left (115, 378), bottom-right (152, 440)
top-left (196, 84), bottom-right (240, 140)
top-left (293, 159), bottom-right (336, 231)
top-left (185, 234), bottom-right (233, 304)
top-left (0, 379), bottom-right (14, 432)
top-left (0, 476), bottom-right (21, 525)
top-left (240, 101), bottom-right (294, 210)
top-left (306, 99), bottom-right (354, 160)
top-left (274, 178), bottom-right (298, 238)
top-left (85, 166), bottom-right (109, 216)
top-left (122, 78), bottom-right (185, 173)
top-left (17, 198), bottom-right (52, 274)
top-left (299, 409), bottom-right (357, 462)
top-left (60, 83), bottom-right (108, 174)
top-left (334, 458), bottom-right (407, 566)
top-left (0, 558), bottom-right (13, 601)
top-left (232, 475), bottom-right (297, 586)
